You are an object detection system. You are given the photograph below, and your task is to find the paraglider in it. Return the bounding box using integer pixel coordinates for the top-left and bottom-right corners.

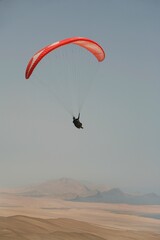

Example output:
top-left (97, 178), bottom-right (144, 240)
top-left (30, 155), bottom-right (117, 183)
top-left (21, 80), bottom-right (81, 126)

top-left (25, 37), bottom-right (105, 129)
top-left (73, 113), bottom-right (83, 129)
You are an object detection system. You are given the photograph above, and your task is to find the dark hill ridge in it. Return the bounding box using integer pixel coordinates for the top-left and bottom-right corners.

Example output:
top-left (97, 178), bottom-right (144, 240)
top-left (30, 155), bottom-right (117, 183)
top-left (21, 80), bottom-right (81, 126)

top-left (72, 188), bottom-right (160, 205)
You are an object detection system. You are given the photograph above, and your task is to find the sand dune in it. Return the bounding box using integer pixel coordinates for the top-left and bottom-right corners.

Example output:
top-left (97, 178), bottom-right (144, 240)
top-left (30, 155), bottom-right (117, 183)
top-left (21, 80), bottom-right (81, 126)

top-left (0, 215), bottom-right (160, 240)
top-left (0, 193), bottom-right (160, 239)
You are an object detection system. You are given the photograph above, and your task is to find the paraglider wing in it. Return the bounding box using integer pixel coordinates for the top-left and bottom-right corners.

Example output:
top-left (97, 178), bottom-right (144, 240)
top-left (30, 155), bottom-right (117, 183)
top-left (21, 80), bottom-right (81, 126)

top-left (25, 37), bottom-right (105, 79)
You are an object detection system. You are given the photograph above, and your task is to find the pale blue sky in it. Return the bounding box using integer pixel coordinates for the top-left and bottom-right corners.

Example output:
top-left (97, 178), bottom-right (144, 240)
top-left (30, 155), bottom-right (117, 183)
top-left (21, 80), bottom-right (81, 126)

top-left (0, 0), bottom-right (160, 194)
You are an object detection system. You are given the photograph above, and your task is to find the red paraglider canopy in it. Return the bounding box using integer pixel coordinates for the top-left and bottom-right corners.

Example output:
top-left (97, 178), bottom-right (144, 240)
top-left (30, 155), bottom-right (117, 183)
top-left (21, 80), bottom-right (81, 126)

top-left (25, 37), bottom-right (105, 79)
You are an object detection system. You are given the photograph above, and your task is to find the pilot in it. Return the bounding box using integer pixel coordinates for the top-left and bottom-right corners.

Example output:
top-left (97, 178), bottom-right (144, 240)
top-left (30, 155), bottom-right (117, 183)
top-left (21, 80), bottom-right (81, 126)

top-left (73, 113), bottom-right (83, 129)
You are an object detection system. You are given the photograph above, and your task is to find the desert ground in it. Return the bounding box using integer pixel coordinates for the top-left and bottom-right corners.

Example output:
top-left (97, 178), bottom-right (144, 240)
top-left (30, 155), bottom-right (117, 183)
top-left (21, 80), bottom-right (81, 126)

top-left (0, 193), bottom-right (160, 239)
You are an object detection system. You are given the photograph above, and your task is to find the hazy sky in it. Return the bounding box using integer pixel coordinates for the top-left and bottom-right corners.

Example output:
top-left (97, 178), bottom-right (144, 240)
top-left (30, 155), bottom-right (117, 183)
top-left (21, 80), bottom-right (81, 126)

top-left (0, 0), bottom-right (160, 194)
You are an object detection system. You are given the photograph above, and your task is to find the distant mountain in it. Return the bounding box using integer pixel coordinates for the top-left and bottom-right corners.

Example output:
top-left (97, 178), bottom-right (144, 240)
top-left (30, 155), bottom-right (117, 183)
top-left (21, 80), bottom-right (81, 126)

top-left (72, 188), bottom-right (160, 205)
top-left (10, 178), bottom-right (109, 200)
top-left (1, 178), bottom-right (160, 205)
